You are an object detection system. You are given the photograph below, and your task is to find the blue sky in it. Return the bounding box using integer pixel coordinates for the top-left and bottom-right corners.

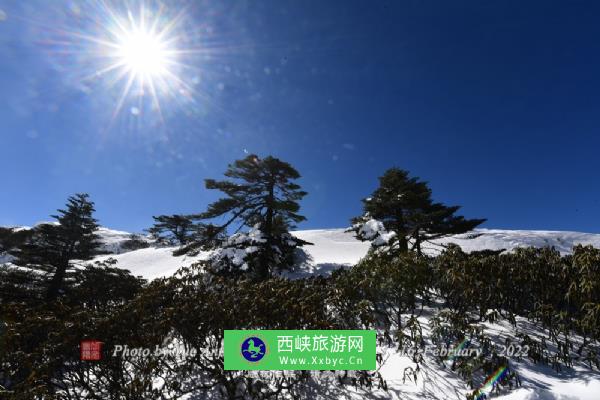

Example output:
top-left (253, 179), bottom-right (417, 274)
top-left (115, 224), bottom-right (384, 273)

top-left (1, 0), bottom-right (599, 233)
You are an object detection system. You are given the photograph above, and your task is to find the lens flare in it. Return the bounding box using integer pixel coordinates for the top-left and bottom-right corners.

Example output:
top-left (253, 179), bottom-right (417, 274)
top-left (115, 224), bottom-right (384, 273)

top-left (474, 365), bottom-right (509, 399)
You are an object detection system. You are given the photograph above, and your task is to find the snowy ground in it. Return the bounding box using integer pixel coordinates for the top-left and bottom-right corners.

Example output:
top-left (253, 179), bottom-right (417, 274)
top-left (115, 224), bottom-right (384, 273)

top-left (89, 227), bottom-right (600, 280)
top-left (3, 226), bottom-right (600, 399)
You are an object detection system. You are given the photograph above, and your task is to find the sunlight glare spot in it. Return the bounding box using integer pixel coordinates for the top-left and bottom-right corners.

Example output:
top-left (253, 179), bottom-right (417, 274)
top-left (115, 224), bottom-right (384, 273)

top-left (116, 29), bottom-right (168, 77)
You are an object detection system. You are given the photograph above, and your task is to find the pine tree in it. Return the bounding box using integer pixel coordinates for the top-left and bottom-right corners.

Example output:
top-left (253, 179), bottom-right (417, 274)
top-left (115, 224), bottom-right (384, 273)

top-left (0, 227), bottom-right (29, 254)
top-left (148, 214), bottom-right (196, 245)
top-left (192, 154), bottom-right (308, 279)
top-left (352, 168), bottom-right (485, 255)
top-left (413, 201), bottom-right (486, 254)
top-left (10, 193), bottom-right (102, 300)
top-left (1, 226), bottom-right (38, 304)
top-left (0, 227), bottom-right (12, 253)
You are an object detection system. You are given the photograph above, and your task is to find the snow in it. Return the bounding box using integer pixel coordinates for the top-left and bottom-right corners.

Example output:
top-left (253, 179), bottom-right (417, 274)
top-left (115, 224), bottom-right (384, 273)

top-left (292, 228), bottom-right (371, 266)
top-left (359, 219), bottom-right (386, 240)
top-left (7, 226), bottom-right (600, 280)
top-left (432, 228), bottom-right (600, 255)
top-left (95, 227), bottom-right (150, 254)
top-left (94, 247), bottom-right (207, 280)
top-left (8, 225), bottom-right (600, 281)
top-left (0, 252), bottom-right (13, 264)
top-left (353, 218), bottom-right (397, 247)
top-left (293, 227), bottom-right (600, 272)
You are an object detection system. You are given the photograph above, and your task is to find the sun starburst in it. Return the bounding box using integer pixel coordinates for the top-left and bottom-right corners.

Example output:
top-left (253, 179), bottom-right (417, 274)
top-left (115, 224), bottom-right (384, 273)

top-left (40, 1), bottom-right (199, 125)
top-left (115, 24), bottom-right (170, 78)
top-left (39, 1), bottom-right (237, 127)
top-left (93, 4), bottom-right (191, 121)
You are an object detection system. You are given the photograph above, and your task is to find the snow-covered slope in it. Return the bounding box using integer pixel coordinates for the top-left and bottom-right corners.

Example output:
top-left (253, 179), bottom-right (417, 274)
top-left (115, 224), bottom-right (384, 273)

top-left (432, 228), bottom-right (600, 255)
top-left (95, 247), bottom-right (207, 280)
top-left (95, 227), bottom-right (148, 254)
top-left (91, 227), bottom-right (600, 280)
top-left (6, 226), bottom-right (600, 279)
top-left (295, 227), bottom-right (600, 262)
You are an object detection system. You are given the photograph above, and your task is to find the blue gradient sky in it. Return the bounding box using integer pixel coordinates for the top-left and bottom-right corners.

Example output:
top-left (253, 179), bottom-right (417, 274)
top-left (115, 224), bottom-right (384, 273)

top-left (1, 1), bottom-right (599, 233)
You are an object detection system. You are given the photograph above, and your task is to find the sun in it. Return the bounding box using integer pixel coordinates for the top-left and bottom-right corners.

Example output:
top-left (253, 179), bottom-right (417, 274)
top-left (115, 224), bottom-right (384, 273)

top-left (44, 2), bottom-right (206, 123)
top-left (99, 6), bottom-right (185, 118)
top-left (115, 28), bottom-right (170, 78)
top-left (85, 4), bottom-right (193, 121)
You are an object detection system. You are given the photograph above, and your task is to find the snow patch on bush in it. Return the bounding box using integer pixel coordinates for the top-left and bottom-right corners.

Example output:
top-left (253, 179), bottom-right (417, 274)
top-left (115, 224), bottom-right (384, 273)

top-left (354, 218), bottom-right (396, 247)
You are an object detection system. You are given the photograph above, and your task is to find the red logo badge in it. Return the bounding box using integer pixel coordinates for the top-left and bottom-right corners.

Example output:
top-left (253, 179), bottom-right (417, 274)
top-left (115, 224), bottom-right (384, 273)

top-left (80, 340), bottom-right (103, 361)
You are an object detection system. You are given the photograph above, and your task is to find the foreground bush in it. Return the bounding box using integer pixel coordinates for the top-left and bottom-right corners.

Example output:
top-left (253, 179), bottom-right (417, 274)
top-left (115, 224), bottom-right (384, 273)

top-left (0, 266), bottom-right (386, 399)
top-left (3, 244), bottom-right (600, 399)
top-left (434, 244), bottom-right (600, 371)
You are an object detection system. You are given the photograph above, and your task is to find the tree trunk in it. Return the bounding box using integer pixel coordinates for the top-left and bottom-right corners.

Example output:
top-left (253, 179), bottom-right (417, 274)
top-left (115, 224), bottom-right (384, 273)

top-left (398, 237), bottom-right (409, 252)
top-left (415, 232), bottom-right (422, 256)
top-left (258, 177), bottom-right (275, 280)
top-left (394, 211), bottom-right (409, 253)
top-left (46, 262), bottom-right (67, 300)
